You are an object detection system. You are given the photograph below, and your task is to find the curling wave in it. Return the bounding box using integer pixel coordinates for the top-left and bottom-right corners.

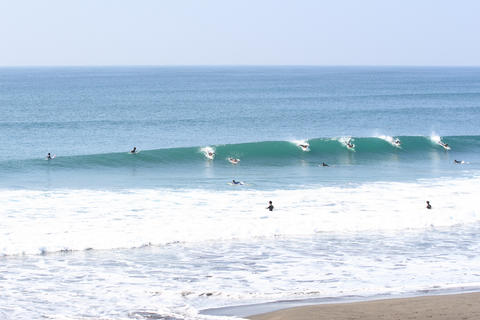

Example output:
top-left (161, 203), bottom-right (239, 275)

top-left (2, 135), bottom-right (479, 171)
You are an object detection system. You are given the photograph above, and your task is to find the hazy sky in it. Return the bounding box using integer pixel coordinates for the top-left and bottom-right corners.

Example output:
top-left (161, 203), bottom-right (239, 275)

top-left (1, 0), bottom-right (479, 66)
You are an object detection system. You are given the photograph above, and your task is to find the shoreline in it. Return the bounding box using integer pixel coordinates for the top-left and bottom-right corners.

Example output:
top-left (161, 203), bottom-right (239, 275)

top-left (246, 292), bottom-right (480, 320)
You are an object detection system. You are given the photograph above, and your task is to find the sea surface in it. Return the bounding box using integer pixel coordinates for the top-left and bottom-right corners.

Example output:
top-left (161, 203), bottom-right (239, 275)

top-left (0, 66), bottom-right (479, 319)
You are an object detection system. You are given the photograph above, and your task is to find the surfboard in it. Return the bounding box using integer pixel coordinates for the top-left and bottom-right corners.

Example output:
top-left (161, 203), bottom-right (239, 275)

top-left (299, 145), bottom-right (310, 152)
top-left (438, 143), bottom-right (450, 150)
top-left (297, 141), bottom-right (310, 152)
top-left (228, 158), bottom-right (240, 164)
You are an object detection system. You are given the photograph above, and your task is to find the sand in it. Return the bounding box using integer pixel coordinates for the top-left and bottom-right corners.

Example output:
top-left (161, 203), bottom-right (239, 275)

top-left (248, 292), bottom-right (480, 320)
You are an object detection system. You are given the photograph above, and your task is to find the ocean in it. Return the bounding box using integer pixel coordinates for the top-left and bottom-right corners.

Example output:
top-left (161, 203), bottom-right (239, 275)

top-left (0, 66), bottom-right (479, 319)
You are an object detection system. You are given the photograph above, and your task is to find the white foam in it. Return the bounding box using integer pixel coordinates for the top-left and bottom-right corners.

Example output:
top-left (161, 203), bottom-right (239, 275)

top-left (337, 136), bottom-right (355, 150)
top-left (378, 135), bottom-right (401, 148)
top-left (1, 176), bottom-right (479, 256)
top-left (200, 146), bottom-right (216, 160)
top-left (430, 133), bottom-right (442, 144)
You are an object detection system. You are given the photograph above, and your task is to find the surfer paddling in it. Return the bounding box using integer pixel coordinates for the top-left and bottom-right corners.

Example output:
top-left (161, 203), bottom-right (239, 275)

top-left (130, 147), bottom-right (137, 154)
top-left (46, 153), bottom-right (53, 160)
top-left (228, 157), bottom-right (240, 165)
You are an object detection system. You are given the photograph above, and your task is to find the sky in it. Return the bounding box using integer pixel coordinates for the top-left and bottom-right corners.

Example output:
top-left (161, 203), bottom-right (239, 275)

top-left (0, 0), bottom-right (479, 66)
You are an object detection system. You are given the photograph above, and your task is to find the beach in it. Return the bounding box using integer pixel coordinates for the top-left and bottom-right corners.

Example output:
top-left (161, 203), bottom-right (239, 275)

top-left (249, 292), bottom-right (480, 320)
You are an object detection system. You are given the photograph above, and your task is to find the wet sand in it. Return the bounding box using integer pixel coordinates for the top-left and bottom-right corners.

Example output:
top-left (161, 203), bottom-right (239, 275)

top-left (249, 292), bottom-right (480, 320)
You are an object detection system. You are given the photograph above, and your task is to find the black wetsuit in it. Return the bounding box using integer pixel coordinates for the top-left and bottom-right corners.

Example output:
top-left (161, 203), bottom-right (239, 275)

top-left (267, 204), bottom-right (274, 211)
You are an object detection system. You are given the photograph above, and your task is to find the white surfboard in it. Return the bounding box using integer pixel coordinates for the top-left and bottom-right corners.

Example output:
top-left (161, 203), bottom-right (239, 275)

top-left (228, 158), bottom-right (240, 165)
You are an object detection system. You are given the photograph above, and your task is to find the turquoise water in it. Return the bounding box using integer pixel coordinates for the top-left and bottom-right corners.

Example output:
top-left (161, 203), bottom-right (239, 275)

top-left (1, 67), bottom-right (480, 320)
top-left (1, 67), bottom-right (480, 189)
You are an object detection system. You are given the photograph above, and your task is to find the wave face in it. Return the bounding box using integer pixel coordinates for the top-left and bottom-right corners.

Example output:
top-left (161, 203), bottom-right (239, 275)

top-left (3, 135), bottom-right (480, 171)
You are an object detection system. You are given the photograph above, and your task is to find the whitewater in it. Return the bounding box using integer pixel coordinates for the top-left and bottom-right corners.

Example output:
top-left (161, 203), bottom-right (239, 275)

top-left (1, 66), bottom-right (480, 319)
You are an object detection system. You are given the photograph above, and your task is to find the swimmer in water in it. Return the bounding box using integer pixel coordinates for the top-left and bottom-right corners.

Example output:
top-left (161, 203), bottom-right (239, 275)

top-left (426, 201), bottom-right (432, 209)
top-left (130, 147), bottom-right (137, 154)
top-left (266, 201), bottom-right (274, 211)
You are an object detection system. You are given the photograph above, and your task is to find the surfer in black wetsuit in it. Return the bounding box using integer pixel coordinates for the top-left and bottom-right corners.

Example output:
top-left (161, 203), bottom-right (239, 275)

top-left (454, 160), bottom-right (463, 164)
top-left (266, 201), bottom-right (274, 211)
top-left (47, 153), bottom-right (52, 160)
top-left (322, 162), bottom-right (329, 167)
top-left (426, 201), bottom-right (432, 210)
top-left (130, 147), bottom-right (137, 154)
top-left (232, 180), bottom-right (241, 185)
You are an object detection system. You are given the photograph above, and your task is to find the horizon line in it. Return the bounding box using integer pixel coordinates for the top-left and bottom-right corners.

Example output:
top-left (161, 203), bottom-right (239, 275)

top-left (1, 64), bottom-right (480, 68)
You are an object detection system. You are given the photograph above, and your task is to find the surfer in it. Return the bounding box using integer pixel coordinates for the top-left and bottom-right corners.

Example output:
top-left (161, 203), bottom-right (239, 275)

top-left (394, 139), bottom-right (401, 146)
top-left (266, 201), bottom-right (274, 212)
top-left (426, 201), bottom-right (432, 210)
top-left (454, 160), bottom-right (464, 164)
top-left (208, 151), bottom-right (215, 157)
top-left (232, 180), bottom-right (241, 185)
top-left (347, 141), bottom-right (354, 149)
top-left (322, 162), bottom-right (329, 167)
top-left (130, 147), bottom-right (137, 154)
top-left (228, 157), bottom-right (240, 164)
top-left (47, 153), bottom-right (52, 160)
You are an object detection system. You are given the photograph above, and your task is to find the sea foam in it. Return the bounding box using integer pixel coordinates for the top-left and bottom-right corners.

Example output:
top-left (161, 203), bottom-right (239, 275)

top-left (1, 176), bottom-right (478, 256)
